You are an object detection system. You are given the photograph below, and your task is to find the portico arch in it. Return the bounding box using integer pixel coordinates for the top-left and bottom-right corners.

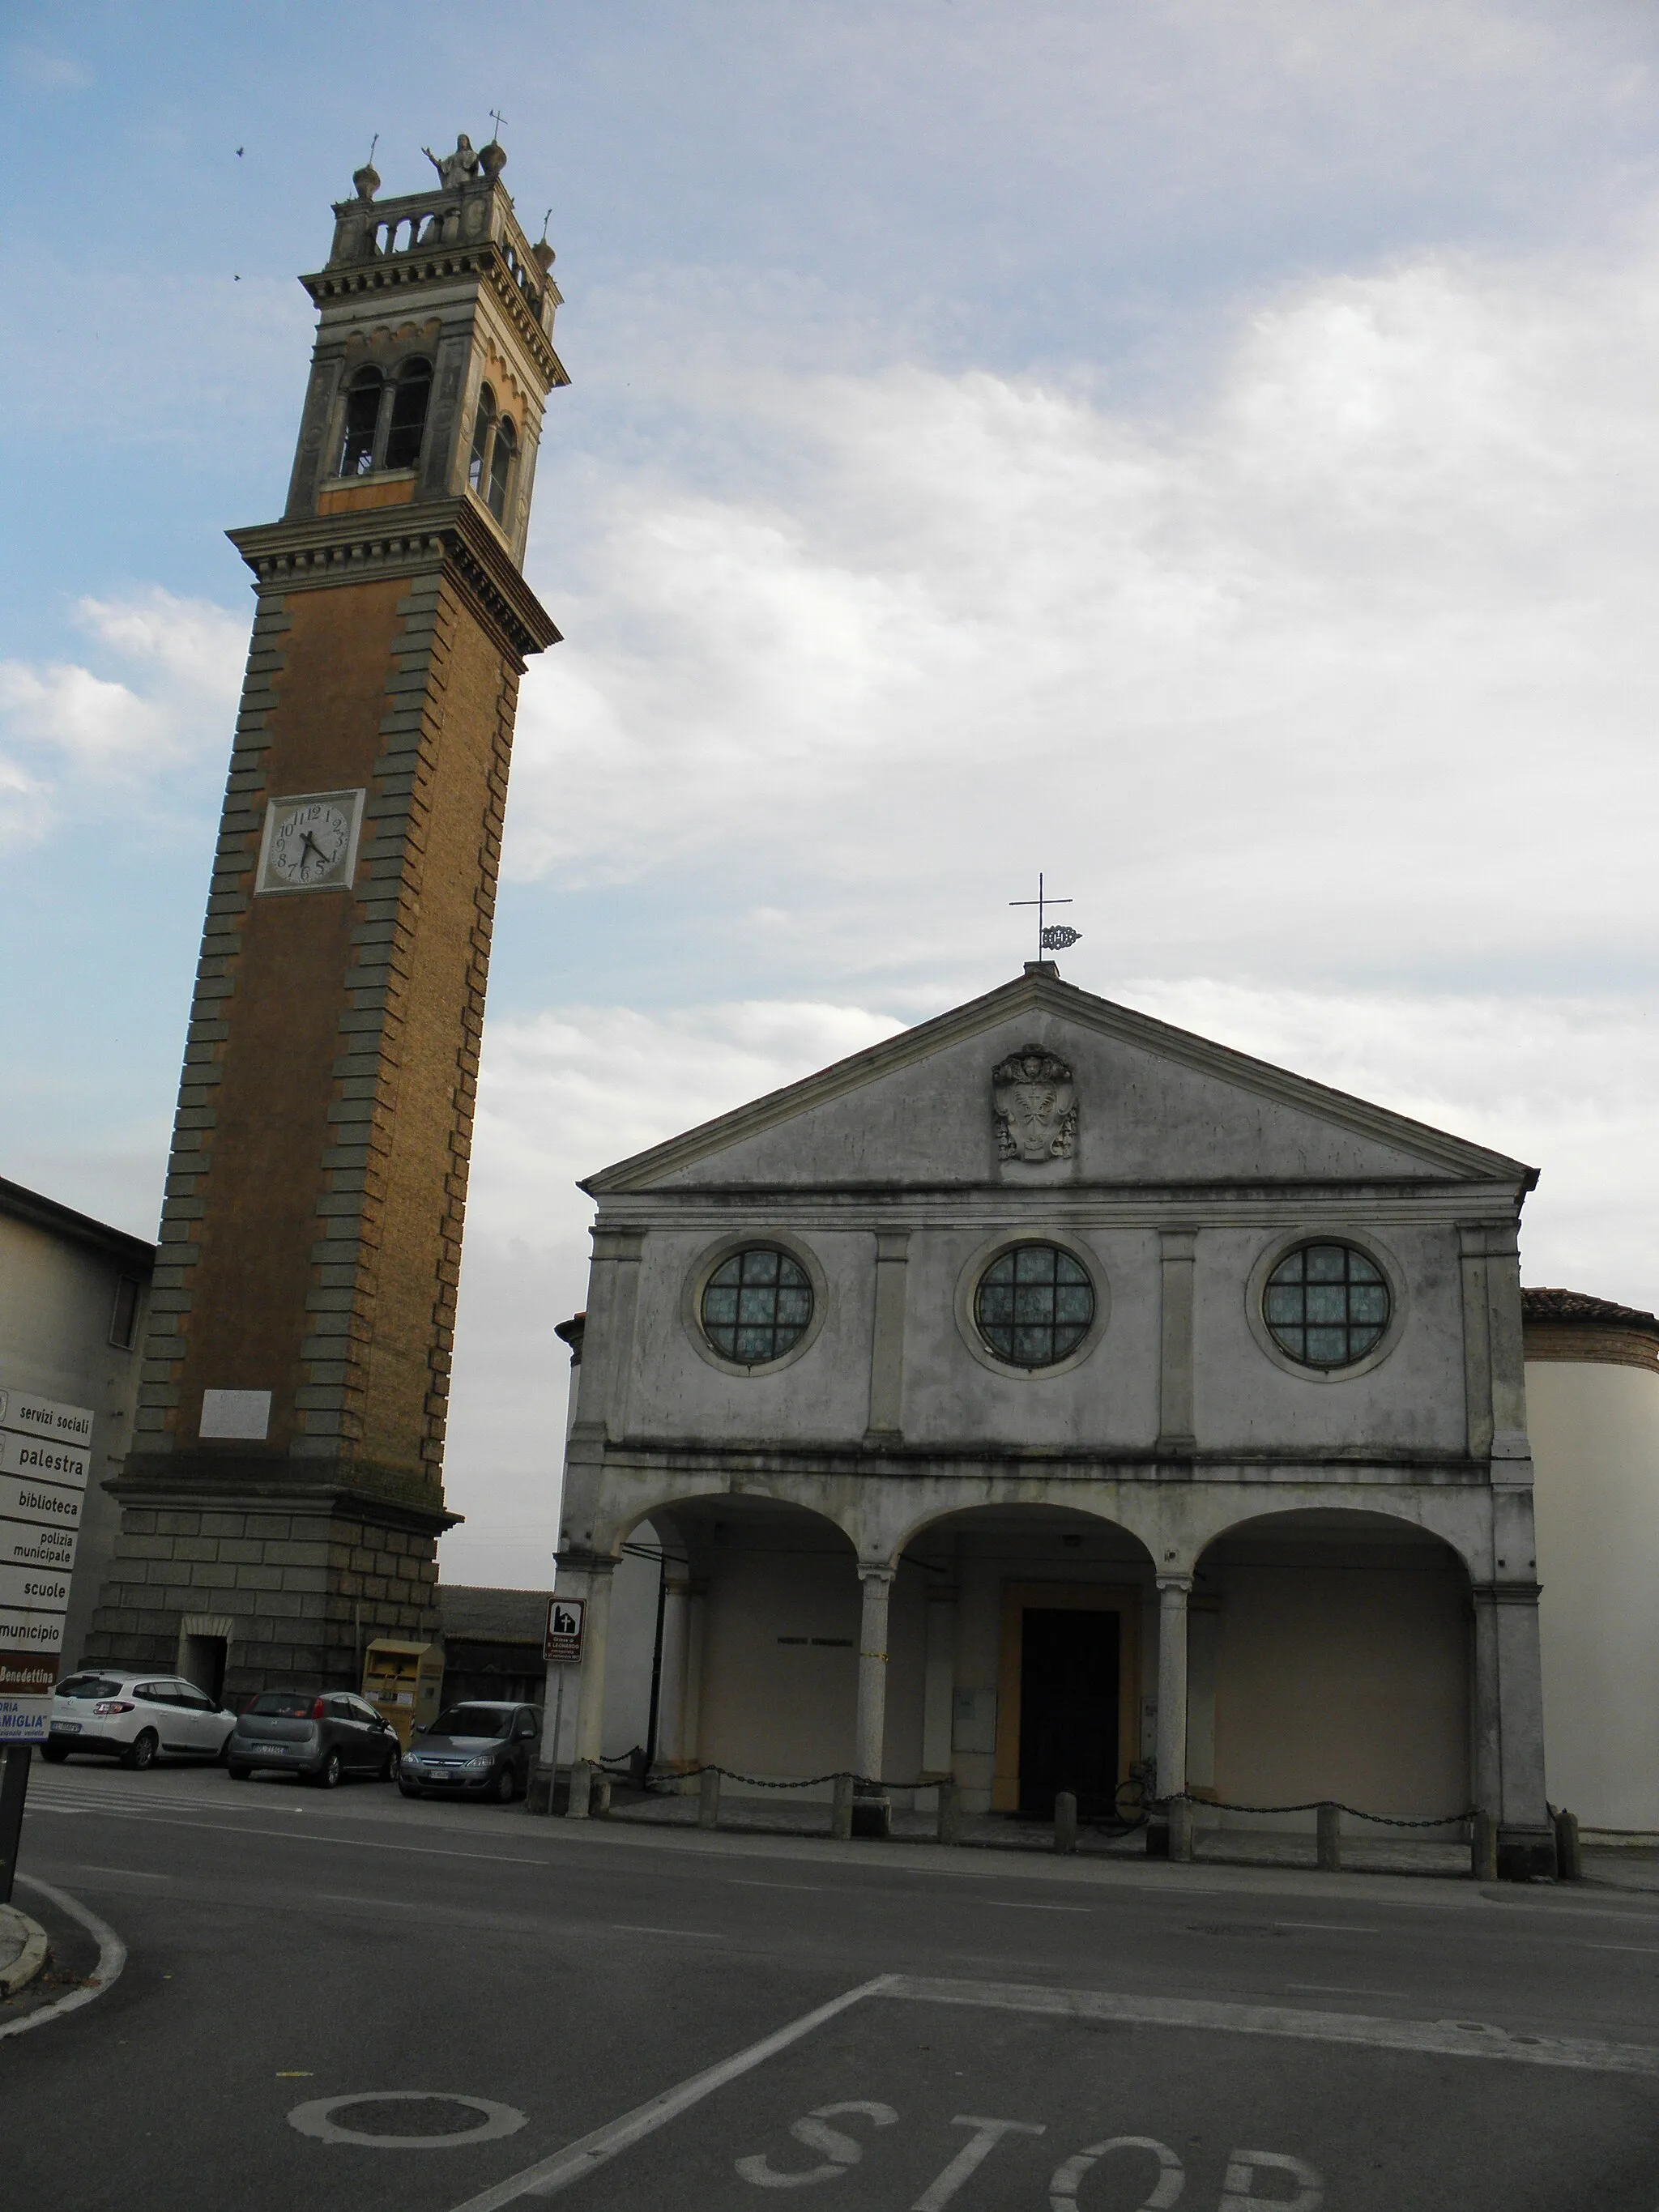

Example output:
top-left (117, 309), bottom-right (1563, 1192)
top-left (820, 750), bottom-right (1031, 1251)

top-left (1188, 1507), bottom-right (1473, 1826)
top-left (570, 1492), bottom-right (864, 1790)
top-left (893, 1502), bottom-right (1158, 1820)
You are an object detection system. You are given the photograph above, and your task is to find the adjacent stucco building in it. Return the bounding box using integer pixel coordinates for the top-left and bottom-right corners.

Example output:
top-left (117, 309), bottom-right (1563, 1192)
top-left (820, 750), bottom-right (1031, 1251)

top-left (550, 965), bottom-right (1560, 1876)
top-left (0, 1177), bottom-right (154, 1673)
top-left (1525, 1289), bottom-right (1659, 1839)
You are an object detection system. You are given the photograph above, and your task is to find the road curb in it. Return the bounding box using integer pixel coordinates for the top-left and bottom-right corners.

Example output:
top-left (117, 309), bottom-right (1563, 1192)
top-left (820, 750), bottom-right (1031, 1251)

top-left (0, 1877), bottom-right (126, 2039)
top-left (0, 1904), bottom-right (49, 1997)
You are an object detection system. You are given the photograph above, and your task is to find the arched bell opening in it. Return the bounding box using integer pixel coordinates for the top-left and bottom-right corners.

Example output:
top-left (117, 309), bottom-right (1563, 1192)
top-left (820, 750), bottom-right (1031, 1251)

top-left (1189, 1507), bottom-right (1473, 1831)
top-left (892, 1502), bottom-right (1158, 1823)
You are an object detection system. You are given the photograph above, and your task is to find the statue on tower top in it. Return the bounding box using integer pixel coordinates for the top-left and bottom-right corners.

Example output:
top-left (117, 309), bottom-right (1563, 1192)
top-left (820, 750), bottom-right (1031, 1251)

top-left (423, 133), bottom-right (480, 191)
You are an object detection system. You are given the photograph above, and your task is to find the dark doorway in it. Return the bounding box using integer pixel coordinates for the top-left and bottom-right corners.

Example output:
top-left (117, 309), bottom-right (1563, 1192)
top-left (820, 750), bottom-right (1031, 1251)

top-left (1018, 1608), bottom-right (1120, 1818)
top-left (181, 1634), bottom-right (228, 1703)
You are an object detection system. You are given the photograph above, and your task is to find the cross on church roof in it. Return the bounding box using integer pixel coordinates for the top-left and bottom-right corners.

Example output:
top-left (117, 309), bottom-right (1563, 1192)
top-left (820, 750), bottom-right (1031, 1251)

top-left (1010, 874), bottom-right (1082, 965)
top-left (489, 109), bottom-right (509, 140)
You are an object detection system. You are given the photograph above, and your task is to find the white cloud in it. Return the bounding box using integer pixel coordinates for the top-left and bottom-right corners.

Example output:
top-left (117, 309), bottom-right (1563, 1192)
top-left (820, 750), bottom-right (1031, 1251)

top-left (512, 226), bottom-right (1659, 993)
top-left (0, 590), bottom-right (245, 799)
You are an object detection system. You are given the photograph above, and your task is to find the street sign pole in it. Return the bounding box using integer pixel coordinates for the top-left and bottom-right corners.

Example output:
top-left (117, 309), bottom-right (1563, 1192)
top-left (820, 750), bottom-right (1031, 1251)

top-left (0, 1743), bottom-right (29, 1907)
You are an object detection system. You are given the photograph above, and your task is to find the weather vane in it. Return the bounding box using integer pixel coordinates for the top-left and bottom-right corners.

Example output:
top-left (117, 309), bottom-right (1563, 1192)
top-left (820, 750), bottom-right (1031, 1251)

top-left (1010, 873), bottom-right (1082, 961)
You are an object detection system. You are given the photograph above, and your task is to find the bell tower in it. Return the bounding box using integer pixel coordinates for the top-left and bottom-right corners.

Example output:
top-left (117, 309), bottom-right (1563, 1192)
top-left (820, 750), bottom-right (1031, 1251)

top-left (86, 136), bottom-right (565, 1697)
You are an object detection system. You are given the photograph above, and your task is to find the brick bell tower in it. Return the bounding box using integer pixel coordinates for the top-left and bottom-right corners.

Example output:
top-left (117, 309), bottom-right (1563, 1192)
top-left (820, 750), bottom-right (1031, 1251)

top-left (86, 134), bottom-right (565, 1698)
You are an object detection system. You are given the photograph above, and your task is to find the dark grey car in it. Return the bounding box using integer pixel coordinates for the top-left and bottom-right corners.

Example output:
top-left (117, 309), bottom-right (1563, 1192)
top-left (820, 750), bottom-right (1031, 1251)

top-left (399, 1700), bottom-right (541, 1802)
top-left (227, 1689), bottom-right (399, 1788)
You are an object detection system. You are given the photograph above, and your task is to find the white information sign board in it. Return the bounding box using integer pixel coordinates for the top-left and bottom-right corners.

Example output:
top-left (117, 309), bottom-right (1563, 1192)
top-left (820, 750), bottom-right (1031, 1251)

top-left (544, 1596), bottom-right (586, 1664)
top-left (0, 1385), bottom-right (93, 1741)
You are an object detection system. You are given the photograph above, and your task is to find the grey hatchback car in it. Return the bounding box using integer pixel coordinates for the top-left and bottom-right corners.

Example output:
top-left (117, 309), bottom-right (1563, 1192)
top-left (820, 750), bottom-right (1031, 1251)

top-left (227, 1690), bottom-right (399, 1788)
top-left (399, 1700), bottom-right (541, 1801)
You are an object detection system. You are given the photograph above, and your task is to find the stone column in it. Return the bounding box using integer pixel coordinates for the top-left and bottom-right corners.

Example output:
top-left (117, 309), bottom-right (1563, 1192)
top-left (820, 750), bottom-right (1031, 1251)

top-left (1458, 1225), bottom-right (1495, 1461)
top-left (1471, 1577), bottom-right (1553, 1877)
top-left (1495, 1582), bottom-right (1552, 1874)
top-left (921, 1587), bottom-right (957, 1776)
top-left (681, 1582), bottom-right (707, 1768)
top-left (855, 1565), bottom-right (895, 1835)
top-left (1471, 1583), bottom-right (1502, 1822)
top-left (865, 1231), bottom-right (910, 1442)
top-left (570, 1559), bottom-right (616, 1770)
top-left (653, 1567), bottom-right (694, 1770)
top-left (1155, 1574), bottom-right (1192, 1800)
top-left (1158, 1229), bottom-right (1197, 1455)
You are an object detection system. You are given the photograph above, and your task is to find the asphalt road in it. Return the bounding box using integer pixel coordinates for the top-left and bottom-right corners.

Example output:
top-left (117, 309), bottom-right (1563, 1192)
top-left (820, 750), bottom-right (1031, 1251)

top-left (5, 1758), bottom-right (1659, 2210)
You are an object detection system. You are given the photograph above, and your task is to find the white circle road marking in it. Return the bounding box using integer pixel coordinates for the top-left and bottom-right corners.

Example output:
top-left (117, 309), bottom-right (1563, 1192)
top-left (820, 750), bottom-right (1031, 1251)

top-left (287, 2092), bottom-right (528, 2148)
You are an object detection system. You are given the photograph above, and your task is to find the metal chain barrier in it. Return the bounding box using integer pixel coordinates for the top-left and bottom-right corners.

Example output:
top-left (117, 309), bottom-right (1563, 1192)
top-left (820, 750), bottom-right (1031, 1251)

top-left (1166, 1794), bottom-right (1474, 1829)
top-left (595, 1755), bottom-right (1471, 1831)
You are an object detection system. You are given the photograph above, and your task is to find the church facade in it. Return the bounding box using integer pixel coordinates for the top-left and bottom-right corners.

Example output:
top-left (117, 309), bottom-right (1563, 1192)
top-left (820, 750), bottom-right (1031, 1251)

top-left (551, 964), bottom-right (1557, 1877)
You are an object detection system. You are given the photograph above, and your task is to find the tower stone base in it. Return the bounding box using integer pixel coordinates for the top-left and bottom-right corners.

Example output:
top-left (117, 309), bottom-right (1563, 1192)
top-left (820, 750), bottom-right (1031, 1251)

top-left (82, 1482), bottom-right (449, 1702)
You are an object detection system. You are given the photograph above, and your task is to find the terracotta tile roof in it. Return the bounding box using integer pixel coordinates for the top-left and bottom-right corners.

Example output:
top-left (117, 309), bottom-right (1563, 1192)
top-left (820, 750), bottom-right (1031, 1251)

top-left (438, 1586), bottom-right (550, 1643)
top-left (1522, 1287), bottom-right (1659, 1335)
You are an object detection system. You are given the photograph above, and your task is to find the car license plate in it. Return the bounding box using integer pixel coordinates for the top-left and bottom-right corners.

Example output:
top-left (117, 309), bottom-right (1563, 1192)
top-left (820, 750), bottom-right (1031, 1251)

top-left (51, 1721), bottom-right (81, 1734)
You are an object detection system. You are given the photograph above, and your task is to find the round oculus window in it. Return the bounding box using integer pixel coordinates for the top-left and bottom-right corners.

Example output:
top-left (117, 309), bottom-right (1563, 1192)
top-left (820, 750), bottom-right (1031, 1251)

top-left (1262, 1241), bottom-right (1391, 1369)
top-left (974, 1243), bottom-right (1095, 1369)
top-left (700, 1247), bottom-right (814, 1366)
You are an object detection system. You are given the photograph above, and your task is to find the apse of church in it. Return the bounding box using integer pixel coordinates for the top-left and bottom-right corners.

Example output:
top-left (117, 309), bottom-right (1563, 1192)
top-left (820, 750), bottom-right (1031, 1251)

top-left (84, 138), bottom-right (565, 1698)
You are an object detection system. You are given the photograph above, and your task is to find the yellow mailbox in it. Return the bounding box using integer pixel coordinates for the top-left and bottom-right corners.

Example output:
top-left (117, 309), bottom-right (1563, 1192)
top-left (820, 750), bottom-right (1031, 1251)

top-left (362, 1638), bottom-right (445, 1750)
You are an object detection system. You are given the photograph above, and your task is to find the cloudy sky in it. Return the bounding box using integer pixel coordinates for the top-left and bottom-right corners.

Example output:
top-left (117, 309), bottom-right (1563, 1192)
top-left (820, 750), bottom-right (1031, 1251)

top-left (3, 3), bottom-right (1657, 1583)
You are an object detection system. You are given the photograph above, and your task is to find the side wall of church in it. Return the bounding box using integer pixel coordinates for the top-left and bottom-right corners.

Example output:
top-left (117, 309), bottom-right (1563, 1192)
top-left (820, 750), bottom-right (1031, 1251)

top-left (1529, 1357), bottom-right (1659, 1833)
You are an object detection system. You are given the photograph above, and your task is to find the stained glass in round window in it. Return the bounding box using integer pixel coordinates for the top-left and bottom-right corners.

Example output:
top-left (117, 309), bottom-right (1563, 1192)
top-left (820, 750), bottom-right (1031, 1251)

top-left (974, 1244), bottom-right (1095, 1369)
top-left (701, 1247), bottom-right (814, 1366)
top-left (1263, 1242), bottom-right (1391, 1369)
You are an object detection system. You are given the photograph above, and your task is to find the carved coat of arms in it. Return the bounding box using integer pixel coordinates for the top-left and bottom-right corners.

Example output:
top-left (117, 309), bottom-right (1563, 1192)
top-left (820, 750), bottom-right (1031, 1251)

top-left (992, 1042), bottom-right (1078, 1162)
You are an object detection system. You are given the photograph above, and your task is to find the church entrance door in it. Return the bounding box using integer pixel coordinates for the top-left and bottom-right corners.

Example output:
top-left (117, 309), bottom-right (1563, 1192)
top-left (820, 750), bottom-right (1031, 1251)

top-left (1017, 1607), bottom-right (1120, 1818)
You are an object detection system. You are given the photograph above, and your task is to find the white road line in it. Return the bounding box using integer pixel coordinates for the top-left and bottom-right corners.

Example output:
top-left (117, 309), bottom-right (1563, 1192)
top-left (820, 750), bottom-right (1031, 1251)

top-left (989, 1903), bottom-right (1092, 1914)
top-left (1584, 1942), bottom-right (1659, 1956)
top-left (70, 1865), bottom-right (170, 1880)
top-left (29, 1802), bottom-right (560, 1869)
top-left (610, 1924), bottom-right (723, 1940)
top-left (440, 1975), bottom-right (898, 2210)
top-left (0, 1877), bottom-right (127, 2042)
top-left (1277, 1922), bottom-right (1379, 1935)
top-left (885, 1975), bottom-right (1659, 2074)
top-left (313, 1894), bottom-right (423, 1909)
top-left (726, 1880), bottom-right (825, 1891)
top-left (1286, 1984), bottom-right (1399, 1998)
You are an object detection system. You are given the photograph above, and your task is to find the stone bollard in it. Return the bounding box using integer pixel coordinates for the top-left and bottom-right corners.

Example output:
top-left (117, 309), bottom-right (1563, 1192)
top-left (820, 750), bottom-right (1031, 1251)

top-left (1166, 1796), bottom-right (1195, 1863)
top-left (831, 1774), bottom-right (854, 1841)
top-left (1553, 1807), bottom-right (1583, 1882)
top-left (698, 1767), bottom-right (721, 1831)
top-left (1471, 1809), bottom-right (1498, 1882)
top-left (851, 1787), bottom-right (891, 1840)
top-left (1316, 1802), bottom-right (1341, 1872)
top-left (936, 1776), bottom-right (962, 1846)
top-left (1054, 1790), bottom-right (1079, 1856)
top-left (565, 1758), bottom-right (592, 1821)
top-left (591, 1774), bottom-right (612, 1818)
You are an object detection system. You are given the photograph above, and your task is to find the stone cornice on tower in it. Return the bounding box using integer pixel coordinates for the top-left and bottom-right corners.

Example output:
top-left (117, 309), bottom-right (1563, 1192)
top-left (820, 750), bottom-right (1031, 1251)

top-left (228, 499), bottom-right (561, 667)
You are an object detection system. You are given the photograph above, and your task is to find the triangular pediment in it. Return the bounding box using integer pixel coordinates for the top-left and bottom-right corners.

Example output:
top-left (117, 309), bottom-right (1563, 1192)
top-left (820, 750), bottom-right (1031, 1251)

top-left (582, 973), bottom-right (1535, 1196)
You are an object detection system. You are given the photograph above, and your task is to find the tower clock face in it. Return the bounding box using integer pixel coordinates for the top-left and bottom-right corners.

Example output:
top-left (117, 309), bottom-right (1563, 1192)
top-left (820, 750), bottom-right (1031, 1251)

top-left (256, 788), bottom-right (365, 895)
top-left (271, 802), bottom-right (350, 884)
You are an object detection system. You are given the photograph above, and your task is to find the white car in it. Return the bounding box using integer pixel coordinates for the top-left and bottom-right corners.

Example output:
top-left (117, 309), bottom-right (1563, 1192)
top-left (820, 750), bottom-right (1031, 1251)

top-left (42, 1671), bottom-right (237, 1769)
